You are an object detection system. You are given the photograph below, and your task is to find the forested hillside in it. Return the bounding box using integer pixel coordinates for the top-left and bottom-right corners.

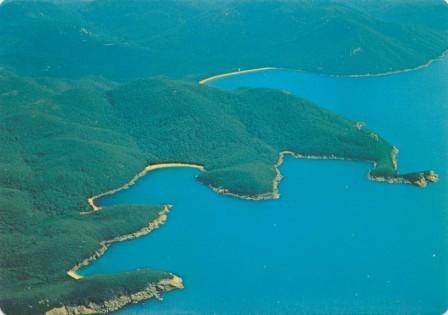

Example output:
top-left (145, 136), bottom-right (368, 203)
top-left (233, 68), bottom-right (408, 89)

top-left (0, 70), bottom-right (437, 314)
top-left (0, 1), bottom-right (446, 313)
top-left (0, 0), bottom-right (447, 80)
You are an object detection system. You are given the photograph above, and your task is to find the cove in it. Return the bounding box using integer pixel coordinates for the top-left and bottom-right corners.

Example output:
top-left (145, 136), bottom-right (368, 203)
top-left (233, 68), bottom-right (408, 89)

top-left (80, 57), bottom-right (448, 315)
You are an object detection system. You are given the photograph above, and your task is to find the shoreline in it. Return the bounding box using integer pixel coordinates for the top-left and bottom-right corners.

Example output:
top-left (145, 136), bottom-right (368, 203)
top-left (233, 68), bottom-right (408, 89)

top-left (334, 49), bottom-right (448, 78)
top-left (67, 205), bottom-right (172, 280)
top-left (79, 150), bottom-right (436, 270)
top-left (274, 150), bottom-right (438, 194)
top-left (46, 275), bottom-right (183, 315)
top-left (205, 148), bottom-right (437, 201)
top-left (199, 67), bottom-right (277, 85)
top-left (57, 163), bottom-right (204, 315)
top-left (204, 150), bottom-right (362, 201)
top-left (58, 205), bottom-right (184, 314)
top-left (198, 49), bottom-right (448, 84)
top-left (85, 162), bottom-right (204, 213)
top-left (51, 48), bottom-right (447, 313)
top-left (57, 205), bottom-right (184, 315)
top-left (85, 152), bottom-right (367, 207)
top-left (63, 149), bottom-right (437, 314)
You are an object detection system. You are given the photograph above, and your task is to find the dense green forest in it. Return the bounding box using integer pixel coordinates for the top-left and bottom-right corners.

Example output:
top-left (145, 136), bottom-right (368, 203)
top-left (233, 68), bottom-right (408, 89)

top-left (0, 70), bottom-right (438, 314)
top-left (0, 0), bottom-right (447, 314)
top-left (0, 0), bottom-right (447, 80)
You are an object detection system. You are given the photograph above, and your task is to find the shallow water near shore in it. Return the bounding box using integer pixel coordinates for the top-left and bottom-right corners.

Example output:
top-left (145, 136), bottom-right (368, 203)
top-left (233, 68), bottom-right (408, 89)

top-left (81, 57), bottom-right (448, 314)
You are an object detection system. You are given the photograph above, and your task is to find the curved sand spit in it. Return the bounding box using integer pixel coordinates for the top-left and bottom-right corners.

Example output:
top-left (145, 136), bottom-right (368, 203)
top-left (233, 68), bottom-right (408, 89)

top-left (199, 50), bottom-right (448, 84)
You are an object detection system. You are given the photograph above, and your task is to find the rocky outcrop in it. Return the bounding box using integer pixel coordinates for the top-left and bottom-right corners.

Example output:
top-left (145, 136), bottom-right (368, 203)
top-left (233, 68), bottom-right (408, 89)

top-left (45, 275), bottom-right (183, 315)
top-left (369, 170), bottom-right (439, 188)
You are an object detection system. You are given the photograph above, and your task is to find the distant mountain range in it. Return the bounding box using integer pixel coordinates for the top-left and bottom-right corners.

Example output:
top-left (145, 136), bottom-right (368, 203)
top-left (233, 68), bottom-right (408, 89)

top-left (0, 0), bottom-right (447, 80)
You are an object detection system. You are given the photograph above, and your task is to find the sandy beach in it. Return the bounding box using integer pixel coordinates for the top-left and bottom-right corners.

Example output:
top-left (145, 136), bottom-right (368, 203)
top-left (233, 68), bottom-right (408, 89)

top-left (199, 67), bottom-right (277, 85)
top-left (86, 163), bottom-right (205, 213)
top-left (199, 50), bottom-right (448, 85)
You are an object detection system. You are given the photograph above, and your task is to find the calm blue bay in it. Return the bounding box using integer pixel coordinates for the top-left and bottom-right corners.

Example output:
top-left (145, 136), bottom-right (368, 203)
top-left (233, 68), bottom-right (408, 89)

top-left (80, 58), bottom-right (448, 315)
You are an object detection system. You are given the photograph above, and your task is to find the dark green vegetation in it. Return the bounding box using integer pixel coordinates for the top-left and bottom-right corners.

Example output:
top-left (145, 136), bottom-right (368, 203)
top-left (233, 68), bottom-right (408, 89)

top-left (0, 69), bottom-right (437, 314)
top-left (0, 0), bottom-right (447, 80)
top-left (1, 0), bottom-right (446, 314)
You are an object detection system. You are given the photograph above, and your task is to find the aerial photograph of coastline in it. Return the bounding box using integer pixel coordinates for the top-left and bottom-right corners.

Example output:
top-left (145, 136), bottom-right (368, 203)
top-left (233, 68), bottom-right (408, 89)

top-left (0, 0), bottom-right (447, 314)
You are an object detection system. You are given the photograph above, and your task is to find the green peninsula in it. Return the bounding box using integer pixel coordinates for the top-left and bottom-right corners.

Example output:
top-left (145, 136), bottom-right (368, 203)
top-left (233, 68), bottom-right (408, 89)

top-left (0, 71), bottom-right (438, 314)
top-left (0, 0), bottom-right (446, 313)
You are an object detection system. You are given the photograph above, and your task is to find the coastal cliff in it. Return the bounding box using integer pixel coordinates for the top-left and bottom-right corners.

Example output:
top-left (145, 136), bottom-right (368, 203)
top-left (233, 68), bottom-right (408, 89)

top-left (45, 275), bottom-right (183, 315)
top-left (369, 170), bottom-right (439, 188)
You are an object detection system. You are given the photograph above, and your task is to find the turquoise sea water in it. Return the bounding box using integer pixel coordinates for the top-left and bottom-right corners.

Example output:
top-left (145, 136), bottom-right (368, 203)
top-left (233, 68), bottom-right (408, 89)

top-left (81, 58), bottom-right (448, 315)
